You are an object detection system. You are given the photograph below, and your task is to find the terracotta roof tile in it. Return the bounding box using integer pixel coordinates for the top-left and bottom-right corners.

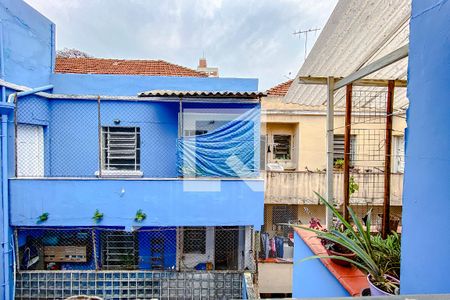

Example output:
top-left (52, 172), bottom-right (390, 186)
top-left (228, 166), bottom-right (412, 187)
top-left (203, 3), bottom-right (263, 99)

top-left (55, 57), bottom-right (208, 77)
top-left (266, 79), bottom-right (294, 96)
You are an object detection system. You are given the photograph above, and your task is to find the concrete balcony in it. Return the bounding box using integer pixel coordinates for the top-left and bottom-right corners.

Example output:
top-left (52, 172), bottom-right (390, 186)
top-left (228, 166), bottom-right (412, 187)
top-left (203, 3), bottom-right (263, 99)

top-left (264, 171), bottom-right (403, 206)
top-left (9, 178), bottom-right (264, 228)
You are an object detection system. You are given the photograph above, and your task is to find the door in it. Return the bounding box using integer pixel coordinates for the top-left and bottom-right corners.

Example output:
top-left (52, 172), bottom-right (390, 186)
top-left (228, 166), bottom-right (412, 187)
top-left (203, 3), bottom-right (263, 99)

top-left (214, 226), bottom-right (239, 270)
top-left (17, 124), bottom-right (44, 177)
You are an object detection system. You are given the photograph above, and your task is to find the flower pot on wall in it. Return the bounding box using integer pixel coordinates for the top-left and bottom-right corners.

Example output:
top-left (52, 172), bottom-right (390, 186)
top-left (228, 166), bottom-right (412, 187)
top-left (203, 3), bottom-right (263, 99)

top-left (321, 238), bottom-right (356, 267)
top-left (326, 247), bottom-right (357, 267)
top-left (367, 274), bottom-right (400, 296)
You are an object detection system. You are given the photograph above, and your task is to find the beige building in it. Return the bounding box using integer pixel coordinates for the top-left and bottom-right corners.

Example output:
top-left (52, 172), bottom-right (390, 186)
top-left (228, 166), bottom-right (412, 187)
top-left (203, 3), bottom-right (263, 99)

top-left (197, 57), bottom-right (219, 77)
top-left (257, 80), bottom-right (406, 297)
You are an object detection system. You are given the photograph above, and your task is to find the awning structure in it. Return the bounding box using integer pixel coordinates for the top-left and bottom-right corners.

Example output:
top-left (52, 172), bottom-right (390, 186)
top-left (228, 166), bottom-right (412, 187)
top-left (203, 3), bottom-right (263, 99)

top-left (138, 90), bottom-right (266, 99)
top-left (284, 0), bottom-right (411, 111)
top-left (283, 0), bottom-right (412, 237)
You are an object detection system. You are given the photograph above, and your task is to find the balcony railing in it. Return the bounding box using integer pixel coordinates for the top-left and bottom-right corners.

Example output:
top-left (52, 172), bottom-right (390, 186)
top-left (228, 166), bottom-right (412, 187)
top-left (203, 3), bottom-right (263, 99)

top-left (264, 171), bottom-right (403, 206)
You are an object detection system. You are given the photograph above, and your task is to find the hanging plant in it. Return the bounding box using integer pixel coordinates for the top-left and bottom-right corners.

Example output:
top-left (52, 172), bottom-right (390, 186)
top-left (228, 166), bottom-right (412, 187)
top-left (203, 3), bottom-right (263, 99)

top-left (135, 209), bottom-right (146, 222)
top-left (92, 209), bottom-right (104, 223)
top-left (37, 212), bottom-right (49, 224)
top-left (349, 176), bottom-right (360, 195)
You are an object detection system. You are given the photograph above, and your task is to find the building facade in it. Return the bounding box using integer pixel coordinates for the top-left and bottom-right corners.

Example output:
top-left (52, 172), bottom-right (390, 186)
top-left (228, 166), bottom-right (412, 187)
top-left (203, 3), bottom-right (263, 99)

top-left (258, 79), bottom-right (406, 297)
top-left (0, 1), bottom-right (264, 299)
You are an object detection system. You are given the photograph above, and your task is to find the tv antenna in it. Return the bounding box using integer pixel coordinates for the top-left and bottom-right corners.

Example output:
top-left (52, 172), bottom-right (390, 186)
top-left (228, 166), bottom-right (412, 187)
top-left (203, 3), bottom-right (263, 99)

top-left (293, 28), bottom-right (321, 61)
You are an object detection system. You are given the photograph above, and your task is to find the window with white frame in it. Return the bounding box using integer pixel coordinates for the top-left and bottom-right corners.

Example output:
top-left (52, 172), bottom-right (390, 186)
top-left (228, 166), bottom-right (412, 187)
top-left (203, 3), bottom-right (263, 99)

top-left (102, 127), bottom-right (141, 173)
top-left (273, 135), bottom-right (291, 160)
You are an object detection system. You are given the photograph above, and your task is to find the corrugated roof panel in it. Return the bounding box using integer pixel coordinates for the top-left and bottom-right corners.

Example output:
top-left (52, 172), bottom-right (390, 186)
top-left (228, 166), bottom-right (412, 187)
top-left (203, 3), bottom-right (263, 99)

top-left (138, 90), bottom-right (266, 99)
top-left (285, 0), bottom-right (411, 110)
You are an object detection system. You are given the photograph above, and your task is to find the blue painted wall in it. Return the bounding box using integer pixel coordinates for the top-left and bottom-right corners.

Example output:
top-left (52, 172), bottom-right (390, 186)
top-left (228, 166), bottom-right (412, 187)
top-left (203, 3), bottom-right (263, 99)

top-left (137, 228), bottom-right (176, 270)
top-left (17, 227), bottom-right (177, 271)
top-left (16, 95), bottom-right (259, 178)
top-left (0, 0), bottom-right (53, 87)
top-left (400, 0), bottom-right (450, 295)
top-left (292, 232), bottom-right (349, 298)
top-left (51, 73), bottom-right (259, 96)
top-left (9, 179), bottom-right (265, 228)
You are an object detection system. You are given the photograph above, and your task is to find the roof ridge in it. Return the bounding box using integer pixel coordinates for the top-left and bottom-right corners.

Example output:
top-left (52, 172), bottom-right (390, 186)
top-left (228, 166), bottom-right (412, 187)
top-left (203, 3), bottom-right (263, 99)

top-left (266, 79), bottom-right (294, 96)
top-left (55, 57), bottom-right (208, 77)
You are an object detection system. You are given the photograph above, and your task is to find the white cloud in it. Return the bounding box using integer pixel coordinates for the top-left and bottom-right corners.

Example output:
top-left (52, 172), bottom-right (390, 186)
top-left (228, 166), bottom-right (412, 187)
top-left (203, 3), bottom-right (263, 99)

top-left (24, 0), bottom-right (337, 90)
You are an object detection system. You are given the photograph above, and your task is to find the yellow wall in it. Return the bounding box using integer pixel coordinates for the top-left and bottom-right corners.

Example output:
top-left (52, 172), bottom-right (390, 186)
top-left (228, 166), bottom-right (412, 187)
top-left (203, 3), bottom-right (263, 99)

top-left (261, 95), bottom-right (407, 171)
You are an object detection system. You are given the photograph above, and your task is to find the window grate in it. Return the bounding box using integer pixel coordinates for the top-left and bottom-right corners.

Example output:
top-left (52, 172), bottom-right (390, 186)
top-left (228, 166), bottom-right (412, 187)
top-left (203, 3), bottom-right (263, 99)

top-left (273, 135), bottom-right (291, 160)
top-left (333, 134), bottom-right (356, 162)
top-left (102, 127), bottom-right (140, 171)
top-left (183, 227), bottom-right (206, 254)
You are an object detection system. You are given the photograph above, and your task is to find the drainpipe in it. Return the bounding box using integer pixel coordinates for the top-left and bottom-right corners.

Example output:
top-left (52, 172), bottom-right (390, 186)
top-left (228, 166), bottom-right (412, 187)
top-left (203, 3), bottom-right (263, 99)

top-left (0, 21), bottom-right (9, 300)
top-left (1, 84), bottom-right (52, 300)
top-left (2, 114), bottom-right (9, 300)
top-left (7, 85), bottom-right (54, 103)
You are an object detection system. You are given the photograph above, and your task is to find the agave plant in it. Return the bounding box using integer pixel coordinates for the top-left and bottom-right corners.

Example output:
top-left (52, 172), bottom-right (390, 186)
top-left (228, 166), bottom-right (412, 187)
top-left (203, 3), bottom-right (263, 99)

top-left (292, 192), bottom-right (400, 295)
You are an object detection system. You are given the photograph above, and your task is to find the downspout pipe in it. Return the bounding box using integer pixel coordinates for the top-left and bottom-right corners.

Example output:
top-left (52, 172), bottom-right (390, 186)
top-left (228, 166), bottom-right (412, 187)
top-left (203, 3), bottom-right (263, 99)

top-left (1, 84), bottom-right (52, 300)
top-left (7, 85), bottom-right (54, 103)
top-left (2, 114), bottom-right (9, 300)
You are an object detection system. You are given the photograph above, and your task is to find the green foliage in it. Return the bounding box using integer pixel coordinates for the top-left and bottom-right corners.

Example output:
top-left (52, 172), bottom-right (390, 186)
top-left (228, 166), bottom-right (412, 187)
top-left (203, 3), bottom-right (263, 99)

top-left (349, 176), bottom-right (359, 195)
top-left (135, 209), bottom-right (146, 222)
top-left (334, 159), bottom-right (344, 169)
top-left (292, 193), bottom-right (400, 295)
top-left (37, 213), bottom-right (49, 223)
top-left (371, 232), bottom-right (401, 279)
top-left (92, 209), bottom-right (104, 223)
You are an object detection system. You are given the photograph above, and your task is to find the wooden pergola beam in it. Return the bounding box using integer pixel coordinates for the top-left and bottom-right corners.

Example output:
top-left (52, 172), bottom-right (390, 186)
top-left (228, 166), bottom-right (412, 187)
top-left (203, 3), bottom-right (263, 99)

top-left (298, 76), bottom-right (407, 88)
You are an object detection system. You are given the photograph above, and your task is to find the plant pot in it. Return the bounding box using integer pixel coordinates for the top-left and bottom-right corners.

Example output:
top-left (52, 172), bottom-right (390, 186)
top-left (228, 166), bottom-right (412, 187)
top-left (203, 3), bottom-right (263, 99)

top-left (326, 248), bottom-right (356, 267)
top-left (360, 287), bottom-right (371, 297)
top-left (367, 274), bottom-right (400, 296)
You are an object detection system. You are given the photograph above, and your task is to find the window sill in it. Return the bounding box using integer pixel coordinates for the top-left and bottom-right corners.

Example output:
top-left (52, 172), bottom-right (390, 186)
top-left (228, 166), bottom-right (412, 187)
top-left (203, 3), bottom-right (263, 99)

top-left (95, 170), bottom-right (143, 178)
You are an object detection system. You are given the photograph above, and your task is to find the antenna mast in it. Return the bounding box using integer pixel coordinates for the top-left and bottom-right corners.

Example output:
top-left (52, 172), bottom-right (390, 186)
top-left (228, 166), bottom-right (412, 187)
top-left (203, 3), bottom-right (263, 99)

top-left (293, 28), bottom-right (321, 61)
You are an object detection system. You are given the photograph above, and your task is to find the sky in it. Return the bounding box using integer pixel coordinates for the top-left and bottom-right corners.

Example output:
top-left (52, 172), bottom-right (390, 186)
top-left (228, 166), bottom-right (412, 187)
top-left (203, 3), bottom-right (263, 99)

top-left (25, 0), bottom-right (337, 91)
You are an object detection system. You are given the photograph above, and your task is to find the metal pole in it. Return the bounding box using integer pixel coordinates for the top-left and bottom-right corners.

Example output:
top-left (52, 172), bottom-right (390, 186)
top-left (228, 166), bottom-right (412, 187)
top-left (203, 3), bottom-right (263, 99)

top-left (92, 229), bottom-right (98, 270)
top-left (97, 96), bottom-right (102, 177)
top-left (343, 84), bottom-right (352, 221)
top-left (2, 114), bottom-right (10, 300)
top-left (178, 96), bottom-right (183, 137)
top-left (382, 80), bottom-right (395, 238)
top-left (326, 77), bottom-right (335, 230)
top-left (14, 94), bottom-right (17, 177)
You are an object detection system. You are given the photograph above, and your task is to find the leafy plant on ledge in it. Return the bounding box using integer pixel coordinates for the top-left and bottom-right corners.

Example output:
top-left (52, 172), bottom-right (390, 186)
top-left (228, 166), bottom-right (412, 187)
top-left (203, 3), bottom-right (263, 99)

top-left (135, 209), bottom-right (146, 222)
top-left (92, 209), bottom-right (104, 223)
top-left (292, 192), bottom-right (400, 296)
top-left (334, 159), bottom-right (344, 170)
top-left (349, 176), bottom-right (359, 195)
top-left (37, 213), bottom-right (49, 224)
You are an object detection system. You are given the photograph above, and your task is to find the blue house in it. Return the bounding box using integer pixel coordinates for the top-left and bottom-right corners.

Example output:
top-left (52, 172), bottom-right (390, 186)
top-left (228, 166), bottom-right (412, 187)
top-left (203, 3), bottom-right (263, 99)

top-left (0, 1), bottom-right (264, 299)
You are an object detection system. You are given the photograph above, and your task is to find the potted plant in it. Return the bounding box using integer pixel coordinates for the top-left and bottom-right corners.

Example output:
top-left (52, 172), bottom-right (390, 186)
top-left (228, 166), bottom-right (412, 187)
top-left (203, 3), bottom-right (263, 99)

top-left (321, 233), bottom-right (357, 268)
top-left (293, 193), bottom-right (400, 296)
top-left (309, 216), bottom-right (356, 267)
top-left (92, 209), bottom-right (104, 223)
top-left (134, 209), bottom-right (146, 222)
top-left (334, 159), bottom-right (344, 170)
top-left (37, 212), bottom-right (49, 224)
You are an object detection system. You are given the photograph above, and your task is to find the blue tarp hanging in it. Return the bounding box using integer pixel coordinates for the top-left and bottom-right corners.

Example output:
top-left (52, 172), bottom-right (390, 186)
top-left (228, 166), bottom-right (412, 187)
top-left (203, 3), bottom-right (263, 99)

top-left (177, 107), bottom-right (260, 177)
